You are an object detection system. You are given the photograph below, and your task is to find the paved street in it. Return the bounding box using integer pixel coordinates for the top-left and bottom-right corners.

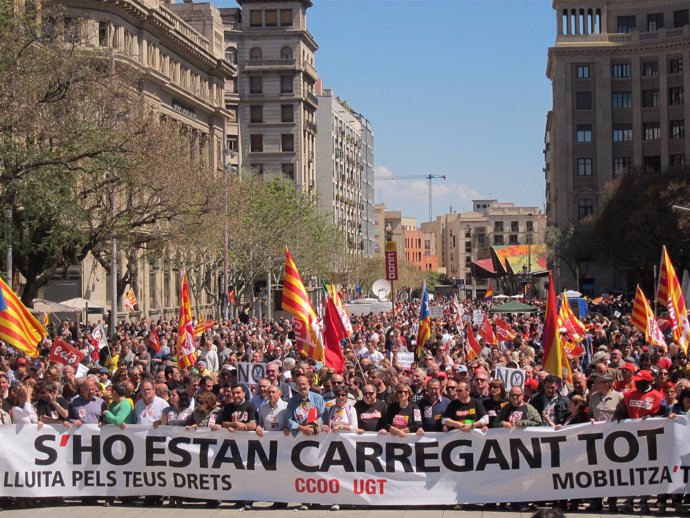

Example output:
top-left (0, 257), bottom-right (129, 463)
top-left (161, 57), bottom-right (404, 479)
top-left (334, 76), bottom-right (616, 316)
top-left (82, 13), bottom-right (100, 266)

top-left (0, 502), bottom-right (667, 518)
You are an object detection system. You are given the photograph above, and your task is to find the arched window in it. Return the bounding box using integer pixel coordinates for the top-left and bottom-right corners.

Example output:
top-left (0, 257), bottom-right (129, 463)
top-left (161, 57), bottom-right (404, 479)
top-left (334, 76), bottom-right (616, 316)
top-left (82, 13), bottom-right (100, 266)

top-left (249, 47), bottom-right (262, 60)
top-left (280, 46), bottom-right (293, 60)
top-left (225, 47), bottom-right (237, 64)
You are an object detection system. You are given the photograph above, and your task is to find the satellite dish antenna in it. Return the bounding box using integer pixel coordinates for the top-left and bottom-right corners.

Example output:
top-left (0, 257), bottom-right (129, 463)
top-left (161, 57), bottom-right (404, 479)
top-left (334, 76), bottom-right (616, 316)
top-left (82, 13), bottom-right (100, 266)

top-left (371, 279), bottom-right (391, 301)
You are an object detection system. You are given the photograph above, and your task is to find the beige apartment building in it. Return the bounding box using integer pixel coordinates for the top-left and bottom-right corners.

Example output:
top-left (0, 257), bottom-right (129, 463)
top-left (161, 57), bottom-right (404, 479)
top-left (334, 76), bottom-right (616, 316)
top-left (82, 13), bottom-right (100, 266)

top-left (546, 0), bottom-right (690, 293)
top-left (426, 201), bottom-right (545, 299)
top-left (221, 0), bottom-right (319, 189)
top-left (38, 0), bottom-right (236, 320)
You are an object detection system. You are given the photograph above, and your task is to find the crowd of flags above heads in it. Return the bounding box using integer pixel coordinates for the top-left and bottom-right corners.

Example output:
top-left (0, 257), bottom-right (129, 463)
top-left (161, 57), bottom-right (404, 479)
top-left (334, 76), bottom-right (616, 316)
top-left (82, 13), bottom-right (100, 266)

top-left (0, 244), bottom-right (689, 380)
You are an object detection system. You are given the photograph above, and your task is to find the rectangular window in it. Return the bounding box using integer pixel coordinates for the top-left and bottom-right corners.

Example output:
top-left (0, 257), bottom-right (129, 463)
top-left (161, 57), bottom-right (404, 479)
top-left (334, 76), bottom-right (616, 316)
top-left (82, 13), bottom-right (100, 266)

top-left (578, 198), bottom-right (594, 220)
top-left (98, 21), bottom-right (108, 47)
top-left (670, 58), bottom-right (684, 74)
top-left (250, 134), bottom-right (263, 152)
top-left (226, 136), bottom-right (238, 152)
top-left (249, 76), bottom-right (262, 94)
top-left (576, 65), bottom-right (590, 79)
top-left (613, 124), bottom-right (633, 142)
top-left (577, 158), bottom-right (593, 176)
top-left (671, 120), bottom-right (685, 139)
top-left (617, 15), bottom-right (636, 33)
top-left (281, 133), bottom-right (294, 152)
top-left (493, 235), bottom-right (504, 246)
top-left (250, 105), bottom-right (262, 123)
top-left (612, 63), bottom-right (631, 78)
top-left (280, 9), bottom-right (293, 26)
top-left (576, 91), bottom-right (592, 110)
top-left (643, 122), bottom-right (660, 140)
top-left (510, 221), bottom-right (519, 232)
top-left (643, 61), bottom-right (659, 76)
top-left (281, 104), bottom-right (294, 123)
top-left (670, 86), bottom-right (685, 106)
top-left (526, 221), bottom-right (534, 232)
top-left (613, 157), bottom-right (632, 176)
top-left (494, 221), bottom-right (504, 232)
top-left (671, 154), bottom-right (686, 167)
top-left (642, 89), bottom-right (660, 108)
top-left (249, 10), bottom-right (262, 27)
top-left (644, 156), bottom-right (661, 174)
top-left (612, 91), bottom-right (633, 109)
top-left (265, 9), bottom-right (277, 26)
top-left (647, 13), bottom-right (664, 31)
top-left (576, 124), bottom-right (592, 142)
top-left (280, 75), bottom-right (293, 94)
top-left (509, 235), bottom-right (519, 245)
top-left (281, 163), bottom-right (295, 180)
top-left (465, 242), bottom-right (471, 253)
top-left (675, 9), bottom-right (689, 28)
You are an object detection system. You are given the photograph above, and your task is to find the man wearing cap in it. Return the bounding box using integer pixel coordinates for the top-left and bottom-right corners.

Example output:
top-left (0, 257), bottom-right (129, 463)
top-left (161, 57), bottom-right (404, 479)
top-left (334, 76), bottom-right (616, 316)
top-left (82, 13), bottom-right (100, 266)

top-left (613, 362), bottom-right (637, 392)
top-left (28, 360), bottom-right (43, 381)
top-left (613, 369), bottom-right (665, 514)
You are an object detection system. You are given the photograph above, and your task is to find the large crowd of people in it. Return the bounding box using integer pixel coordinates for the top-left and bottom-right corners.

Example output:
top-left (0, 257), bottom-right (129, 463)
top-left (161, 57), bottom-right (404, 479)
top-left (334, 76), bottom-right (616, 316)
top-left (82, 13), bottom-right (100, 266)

top-left (0, 293), bottom-right (688, 512)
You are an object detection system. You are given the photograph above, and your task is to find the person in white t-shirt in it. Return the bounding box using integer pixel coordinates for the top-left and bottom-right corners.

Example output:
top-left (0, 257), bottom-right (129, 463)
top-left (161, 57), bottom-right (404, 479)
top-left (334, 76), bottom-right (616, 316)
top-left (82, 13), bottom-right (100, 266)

top-left (134, 379), bottom-right (168, 425)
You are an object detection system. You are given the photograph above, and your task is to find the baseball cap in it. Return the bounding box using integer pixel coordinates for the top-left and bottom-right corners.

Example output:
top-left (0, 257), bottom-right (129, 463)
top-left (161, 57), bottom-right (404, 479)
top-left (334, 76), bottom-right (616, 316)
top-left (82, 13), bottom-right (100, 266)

top-left (633, 370), bottom-right (653, 382)
top-left (99, 367), bottom-right (110, 374)
top-left (619, 362), bottom-right (637, 372)
top-left (30, 360), bottom-right (42, 370)
top-left (456, 365), bottom-right (468, 373)
top-left (524, 378), bottom-right (539, 390)
top-left (17, 358), bottom-right (27, 366)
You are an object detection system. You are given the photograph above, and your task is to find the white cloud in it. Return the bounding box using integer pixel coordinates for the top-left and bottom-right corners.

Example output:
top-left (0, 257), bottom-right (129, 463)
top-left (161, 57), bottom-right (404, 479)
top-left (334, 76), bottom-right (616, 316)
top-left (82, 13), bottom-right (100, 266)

top-left (373, 165), bottom-right (481, 224)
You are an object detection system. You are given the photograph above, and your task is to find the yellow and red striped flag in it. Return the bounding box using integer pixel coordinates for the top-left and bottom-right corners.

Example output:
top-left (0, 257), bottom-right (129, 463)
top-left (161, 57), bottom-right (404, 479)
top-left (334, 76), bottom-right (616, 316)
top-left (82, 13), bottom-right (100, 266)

top-left (193, 316), bottom-right (205, 338)
top-left (0, 277), bottom-right (46, 357)
top-left (42, 313), bottom-right (49, 327)
top-left (558, 293), bottom-right (586, 343)
top-left (632, 285), bottom-right (667, 349)
top-left (124, 288), bottom-right (137, 312)
top-left (177, 272), bottom-right (197, 368)
top-left (656, 246), bottom-right (690, 354)
top-left (542, 271), bottom-right (572, 383)
top-left (281, 247), bottom-right (324, 362)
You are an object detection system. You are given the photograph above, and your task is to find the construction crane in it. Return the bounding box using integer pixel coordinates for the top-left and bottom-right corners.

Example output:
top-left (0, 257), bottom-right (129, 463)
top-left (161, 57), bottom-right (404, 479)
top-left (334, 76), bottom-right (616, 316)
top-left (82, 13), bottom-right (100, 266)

top-left (373, 174), bottom-right (448, 222)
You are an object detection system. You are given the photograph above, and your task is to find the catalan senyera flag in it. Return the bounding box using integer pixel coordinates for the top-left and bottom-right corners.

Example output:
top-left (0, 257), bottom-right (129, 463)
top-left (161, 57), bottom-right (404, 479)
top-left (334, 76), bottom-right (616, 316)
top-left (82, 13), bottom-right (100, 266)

top-left (42, 313), bottom-right (49, 327)
top-left (465, 324), bottom-right (482, 361)
top-left (558, 293), bottom-right (587, 343)
top-left (415, 280), bottom-right (431, 360)
top-left (479, 314), bottom-right (497, 345)
top-left (193, 316), bottom-right (205, 338)
top-left (177, 272), bottom-right (197, 369)
top-left (482, 286), bottom-right (494, 303)
top-left (124, 288), bottom-right (137, 312)
top-left (542, 271), bottom-right (572, 383)
top-left (657, 246), bottom-right (690, 354)
top-left (495, 317), bottom-right (517, 342)
top-left (281, 247), bottom-right (325, 362)
top-left (0, 277), bottom-right (47, 357)
top-left (632, 285), bottom-right (667, 349)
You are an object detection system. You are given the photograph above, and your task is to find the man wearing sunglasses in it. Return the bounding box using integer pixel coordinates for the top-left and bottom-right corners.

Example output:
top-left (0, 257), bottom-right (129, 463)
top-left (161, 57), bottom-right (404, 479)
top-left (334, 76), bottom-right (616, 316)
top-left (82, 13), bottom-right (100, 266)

top-left (354, 384), bottom-right (387, 432)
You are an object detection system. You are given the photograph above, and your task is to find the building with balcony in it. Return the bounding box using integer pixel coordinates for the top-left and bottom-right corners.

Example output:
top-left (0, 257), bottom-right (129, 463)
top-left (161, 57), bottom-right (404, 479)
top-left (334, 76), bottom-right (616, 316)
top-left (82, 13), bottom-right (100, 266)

top-left (221, 0), bottom-right (319, 191)
top-left (547, 0), bottom-right (690, 293)
top-left (314, 84), bottom-right (365, 254)
top-left (37, 0), bottom-right (236, 320)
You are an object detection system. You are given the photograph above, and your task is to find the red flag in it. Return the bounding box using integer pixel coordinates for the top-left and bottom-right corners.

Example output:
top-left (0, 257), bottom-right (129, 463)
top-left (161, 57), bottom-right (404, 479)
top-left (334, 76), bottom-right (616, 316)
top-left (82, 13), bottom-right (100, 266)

top-left (50, 338), bottom-right (86, 369)
top-left (478, 314), bottom-right (497, 345)
top-left (322, 295), bottom-right (346, 373)
top-left (228, 289), bottom-right (236, 305)
top-left (147, 331), bottom-right (161, 353)
top-left (465, 325), bottom-right (482, 360)
top-left (495, 318), bottom-right (517, 342)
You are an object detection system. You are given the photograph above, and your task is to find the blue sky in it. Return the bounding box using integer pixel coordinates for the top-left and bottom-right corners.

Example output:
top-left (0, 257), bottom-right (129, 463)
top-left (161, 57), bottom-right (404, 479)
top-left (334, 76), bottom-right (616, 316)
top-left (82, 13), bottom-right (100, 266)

top-left (220, 0), bottom-right (555, 224)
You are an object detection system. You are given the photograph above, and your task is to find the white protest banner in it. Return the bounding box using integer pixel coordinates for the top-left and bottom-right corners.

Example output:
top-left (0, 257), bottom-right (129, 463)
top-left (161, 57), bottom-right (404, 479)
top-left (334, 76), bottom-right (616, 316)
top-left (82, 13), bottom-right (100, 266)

top-left (473, 310), bottom-right (483, 326)
top-left (237, 362), bottom-right (266, 385)
top-left (1, 419), bottom-right (687, 505)
top-left (429, 306), bottom-right (444, 319)
top-left (493, 366), bottom-right (526, 391)
top-left (396, 351), bottom-right (414, 371)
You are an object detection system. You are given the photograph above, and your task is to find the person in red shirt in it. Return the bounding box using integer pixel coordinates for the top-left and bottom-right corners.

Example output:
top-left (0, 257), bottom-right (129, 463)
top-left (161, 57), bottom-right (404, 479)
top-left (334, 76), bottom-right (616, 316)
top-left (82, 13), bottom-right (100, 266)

top-left (613, 369), bottom-right (666, 514)
top-left (612, 362), bottom-right (636, 393)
